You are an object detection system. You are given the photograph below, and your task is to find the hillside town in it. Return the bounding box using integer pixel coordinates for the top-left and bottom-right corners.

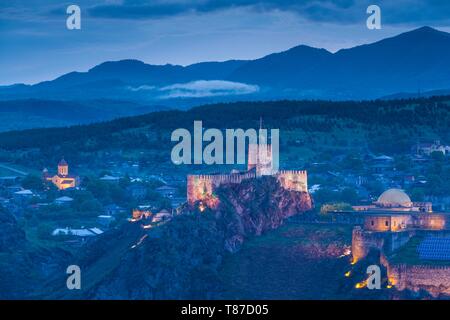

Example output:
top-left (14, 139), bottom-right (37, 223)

top-left (0, 138), bottom-right (449, 249)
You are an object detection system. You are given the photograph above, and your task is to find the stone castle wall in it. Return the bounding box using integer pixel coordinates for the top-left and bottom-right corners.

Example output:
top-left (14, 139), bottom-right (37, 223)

top-left (351, 227), bottom-right (414, 263)
top-left (388, 263), bottom-right (450, 297)
top-left (351, 227), bottom-right (385, 263)
top-left (411, 214), bottom-right (447, 230)
top-left (187, 170), bottom-right (308, 205)
top-left (276, 170), bottom-right (308, 192)
top-left (364, 215), bottom-right (411, 232)
top-left (187, 172), bottom-right (256, 204)
top-left (353, 227), bottom-right (450, 297)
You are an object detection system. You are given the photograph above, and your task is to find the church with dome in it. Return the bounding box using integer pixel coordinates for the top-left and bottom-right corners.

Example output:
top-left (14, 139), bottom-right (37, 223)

top-left (353, 188), bottom-right (432, 213)
top-left (43, 158), bottom-right (80, 190)
top-left (332, 188), bottom-right (448, 232)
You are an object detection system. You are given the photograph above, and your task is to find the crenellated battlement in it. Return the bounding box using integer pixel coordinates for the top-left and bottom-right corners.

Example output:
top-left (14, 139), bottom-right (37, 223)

top-left (187, 129), bottom-right (308, 206)
top-left (187, 169), bottom-right (309, 204)
top-left (276, 170), bottom-right (308, 192)
top-left (187, 171), bottom-right (257, 204)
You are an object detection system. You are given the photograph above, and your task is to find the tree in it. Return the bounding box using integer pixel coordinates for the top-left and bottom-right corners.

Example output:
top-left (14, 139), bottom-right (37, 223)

top-left (431, 151), bottom-right (445, 162)
top-left (22, 174), bottom-right (43, 191)
top-left (37, 223), bottom-right (54, 240)
top-left (314, 188), bottom-right (339, 205)
top-left (320, 202), bottom-right (353, 215)
top-left (410, 188), bottom-right (425, 202)
top-left (340, 188), bottom-right (358, 204)
top-left (79, 199), bottom-right (102, 212)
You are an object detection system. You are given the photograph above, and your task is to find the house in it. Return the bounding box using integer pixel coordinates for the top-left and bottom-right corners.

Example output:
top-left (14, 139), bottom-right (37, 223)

top-left (155, 185), bottom-right (178, 198)
top-left (414, 140), bottom-right (450, 156)
top-left (99, 175), bottom-right (121, 183)
top-left (97, 215), bottom-right (115, 227)
top-left (308, 184), bottom-right (321, 194)
top-left (0, 176), bottom-right (21, 186)
top-left (152, 209), bottom-right (172, 223)
top-left (127, 184), bottom-right (147, 200)
top-left (370, 155), bottom-right (394, 173)
top-left (52, 227), bottom-right (103, 237)
top-left (7, 185), bottom-right (23, 195)
top-left (170, 197), bottom-right (186, 209)
top-left (13, 189), bottom-right (34, 201)
top-left (54, 196), bottom-right (74, 206)
top-left (425, 195), bottom-right (450, 212)
top-left (103, 203), bottom-right (125, 216)
top-left (131, 207), bottom-right (153, 221)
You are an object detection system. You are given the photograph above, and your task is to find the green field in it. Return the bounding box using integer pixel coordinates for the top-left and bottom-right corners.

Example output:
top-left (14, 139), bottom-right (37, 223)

top-left (218, 222), bottom-right (354, 299)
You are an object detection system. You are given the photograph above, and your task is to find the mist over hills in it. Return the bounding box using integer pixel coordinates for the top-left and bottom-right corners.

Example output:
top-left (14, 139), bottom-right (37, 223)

top-left (1, 27), bottom-right (450, 131)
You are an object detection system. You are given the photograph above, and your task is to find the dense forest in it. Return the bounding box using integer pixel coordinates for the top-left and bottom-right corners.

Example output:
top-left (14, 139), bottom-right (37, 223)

top-left (0, 96), bottom-right (449, 168)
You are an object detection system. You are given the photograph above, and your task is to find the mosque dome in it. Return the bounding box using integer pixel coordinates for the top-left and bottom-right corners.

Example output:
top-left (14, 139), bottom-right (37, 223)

top-left (376, 189), bottom-right (412, 208)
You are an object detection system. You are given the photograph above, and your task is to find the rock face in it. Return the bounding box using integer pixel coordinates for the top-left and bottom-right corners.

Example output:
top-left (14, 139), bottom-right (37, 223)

top-left (73, 176), bottom-right (313, 299)
top-left (211, 176), bottom-right (313, 252)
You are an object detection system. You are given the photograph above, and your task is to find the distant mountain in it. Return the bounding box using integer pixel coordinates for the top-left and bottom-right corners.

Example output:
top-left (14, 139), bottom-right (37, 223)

top-left (0, 60), bottom-right (249, 106)
top-left (230, 26), bottom-right (450, 99)
top-left (2, 26), bottom-right (450, 104)
top-left (381, 88), bottom-right (450, 100)
top-left (0, 99), bottom-right (168, 132)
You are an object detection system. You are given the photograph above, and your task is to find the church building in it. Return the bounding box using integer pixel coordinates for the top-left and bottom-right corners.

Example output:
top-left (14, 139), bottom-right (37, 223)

top-left (43, 158), bottom-right (80, 190)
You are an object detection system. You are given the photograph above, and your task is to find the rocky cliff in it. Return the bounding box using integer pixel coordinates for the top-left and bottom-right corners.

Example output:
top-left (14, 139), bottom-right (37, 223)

top-left (60, 176), bottom-right (312, 299)
top-left (209, 176), bottom-right (313, 252)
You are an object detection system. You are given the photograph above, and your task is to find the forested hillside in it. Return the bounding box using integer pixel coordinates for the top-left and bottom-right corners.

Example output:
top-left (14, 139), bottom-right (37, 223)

top-left (0, 96), bottom-right (448, 156)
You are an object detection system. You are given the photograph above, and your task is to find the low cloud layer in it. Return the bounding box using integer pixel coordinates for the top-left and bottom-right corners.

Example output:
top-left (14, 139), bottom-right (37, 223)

top-left (159, 80), bottom-right (260, 98)
top-left (129, 80), bottom-right (260, 99)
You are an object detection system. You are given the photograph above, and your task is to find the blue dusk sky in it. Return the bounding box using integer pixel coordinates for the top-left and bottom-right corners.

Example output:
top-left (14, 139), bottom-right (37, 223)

top-left (1, 0), bottom-right (450, 85)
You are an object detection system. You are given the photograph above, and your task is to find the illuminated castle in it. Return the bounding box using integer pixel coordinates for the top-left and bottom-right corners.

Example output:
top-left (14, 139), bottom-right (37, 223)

top-left (187, 137), bottom-right (307, 206)
top-left (248, 142), bottom-right (273, 176)
top-left (43, 158), bottom-right (79, 190)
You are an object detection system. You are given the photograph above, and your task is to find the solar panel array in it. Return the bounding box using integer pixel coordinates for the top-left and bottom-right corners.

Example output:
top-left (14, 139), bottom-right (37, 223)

top-left (418, 237), bottom-right (450, 261)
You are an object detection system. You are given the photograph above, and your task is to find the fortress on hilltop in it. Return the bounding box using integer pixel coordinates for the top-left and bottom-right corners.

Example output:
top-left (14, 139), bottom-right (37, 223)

top-left (187, 134), bottom-right (308, 206)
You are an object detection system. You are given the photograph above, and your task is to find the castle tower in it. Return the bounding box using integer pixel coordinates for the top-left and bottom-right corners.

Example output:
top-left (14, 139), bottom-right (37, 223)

top-left (58, 158), bottom-right (69, 176)
top-left (248, 144), bottom-right (273, 176)
top-left (247, 118), bottom-right (273, 176)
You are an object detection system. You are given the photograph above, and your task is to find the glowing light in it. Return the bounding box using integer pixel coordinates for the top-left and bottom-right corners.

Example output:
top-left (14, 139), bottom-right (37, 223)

top-left (142, 224), bottom-right (152, 229)
top-left (350, 258), bottom-right (358, 265)
top-left (131, 234), bottom-right (148, 249)
top-left (339, 249), bottom-right (352, 258)
top-left (355, 281), bottom-right (367, 289)
top-left (345, 271), bottom-right (351, 277)
top-left (387, 276), bottom-right (396, 288)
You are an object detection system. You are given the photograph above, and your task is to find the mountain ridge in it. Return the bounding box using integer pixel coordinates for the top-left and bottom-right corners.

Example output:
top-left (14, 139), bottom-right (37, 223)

top-left (2, 26), bottom-right (450, 105)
